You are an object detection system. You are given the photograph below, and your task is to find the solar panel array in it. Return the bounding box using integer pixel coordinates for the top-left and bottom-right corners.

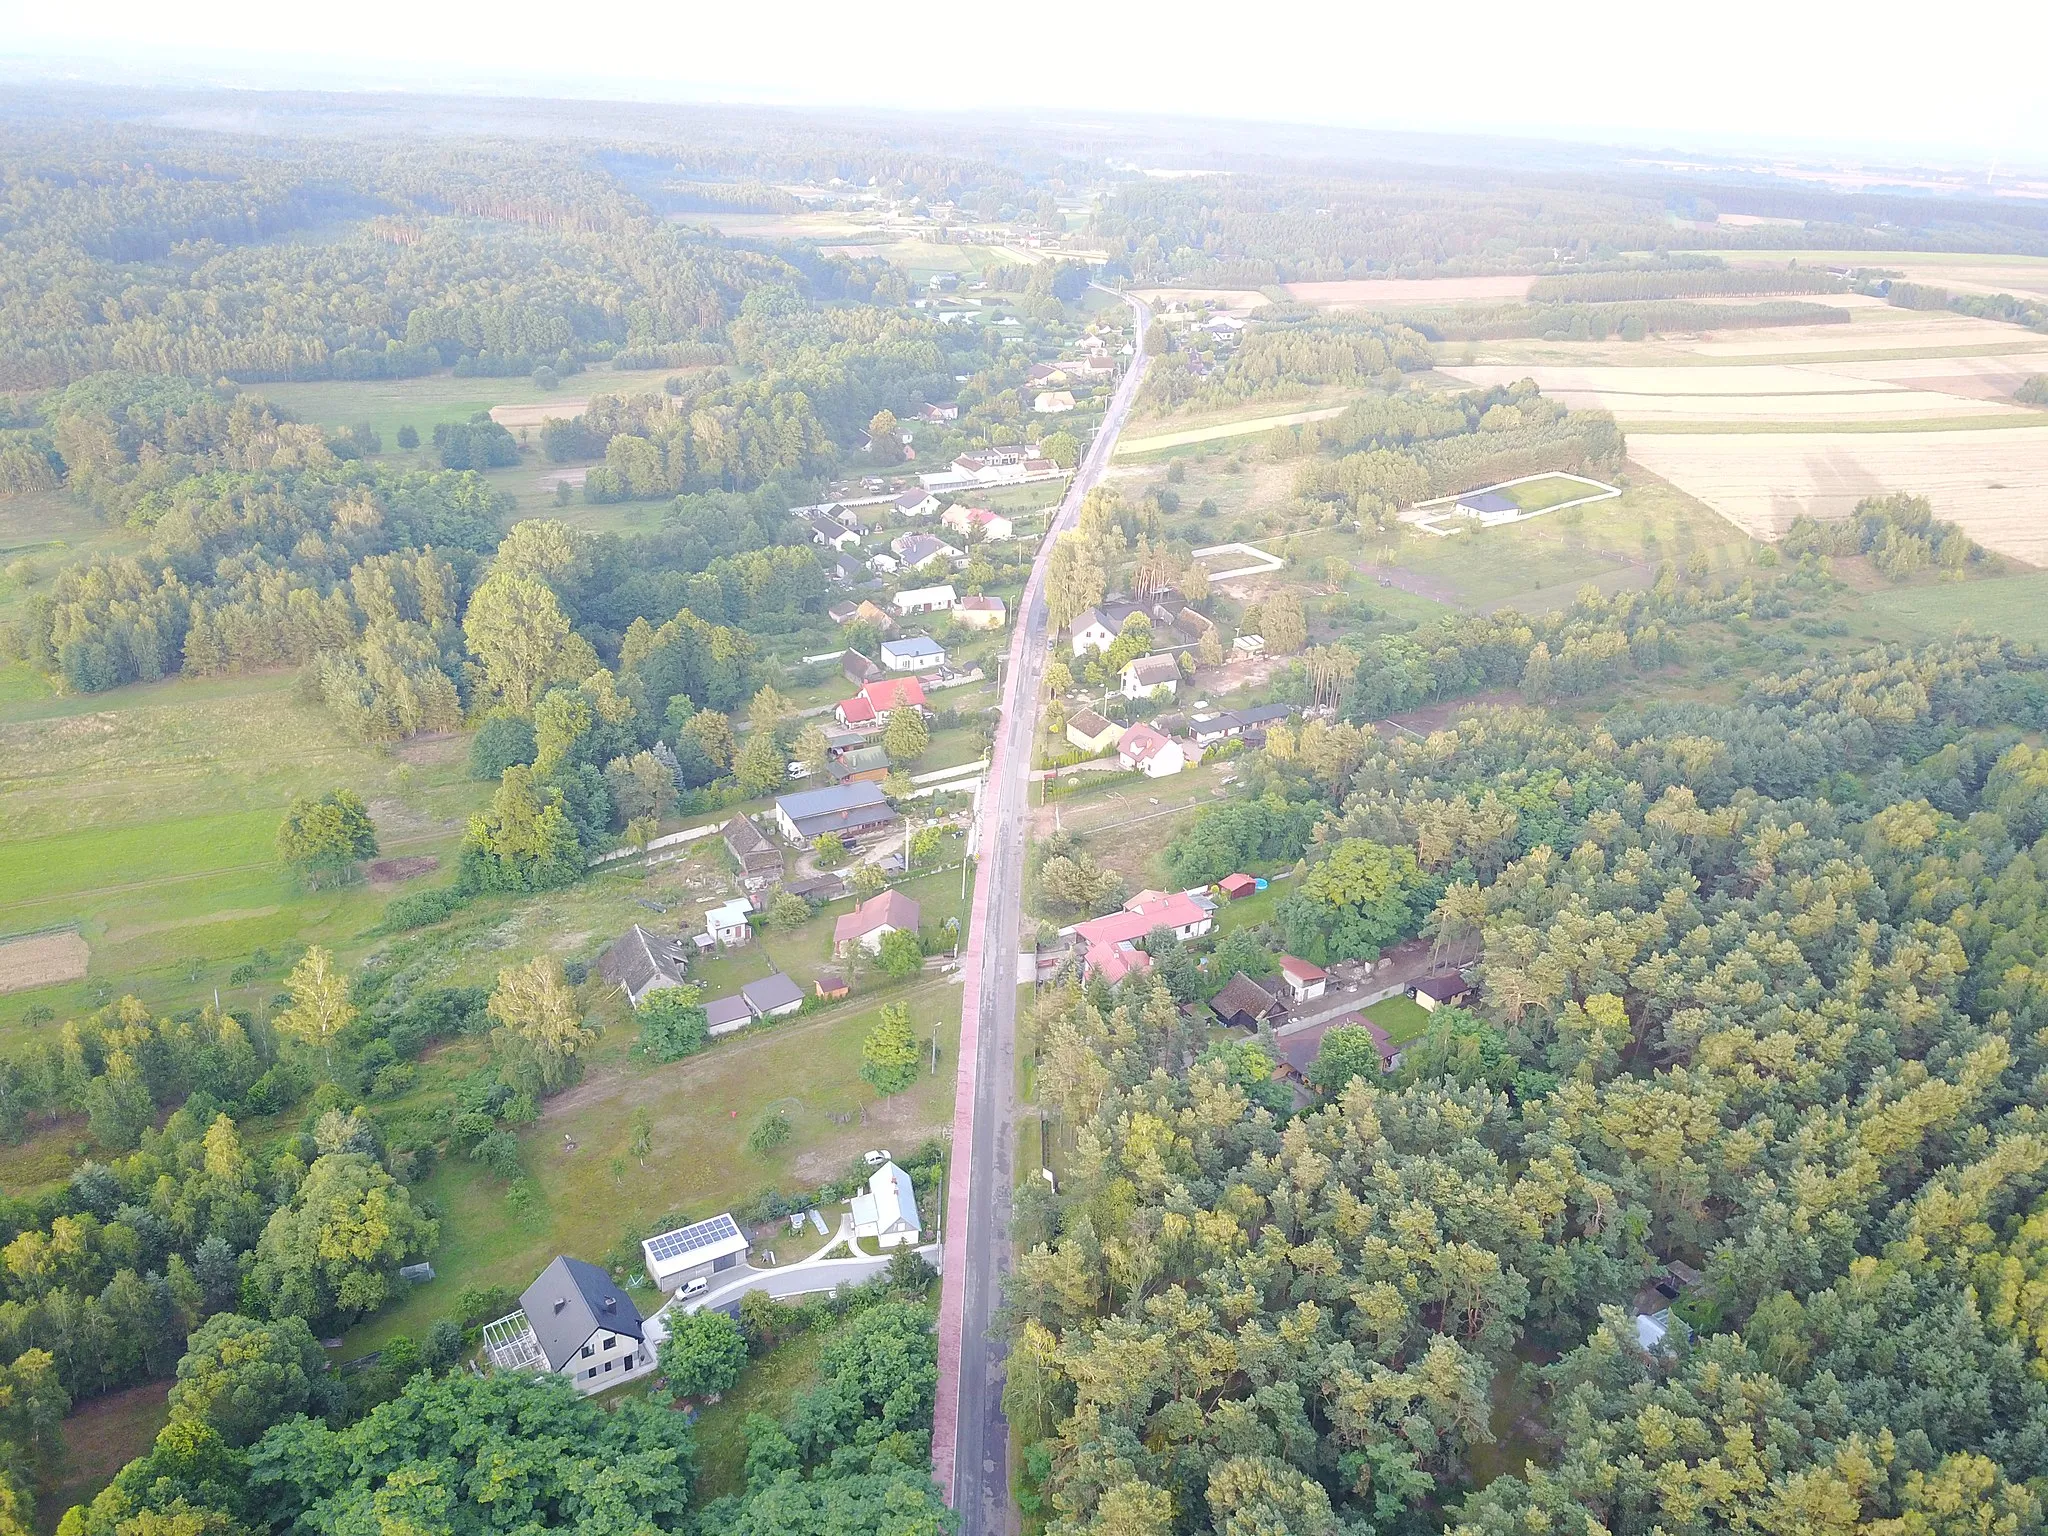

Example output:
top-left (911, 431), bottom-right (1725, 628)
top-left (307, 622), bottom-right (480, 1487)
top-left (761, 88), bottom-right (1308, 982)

top-left (645, 1212), bottom-right (743, 1264)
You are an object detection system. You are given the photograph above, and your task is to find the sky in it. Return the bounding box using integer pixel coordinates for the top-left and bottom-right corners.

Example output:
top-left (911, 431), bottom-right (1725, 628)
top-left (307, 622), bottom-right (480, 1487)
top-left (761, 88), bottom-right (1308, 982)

top-left (5, 0), bottom-right (2047, 167)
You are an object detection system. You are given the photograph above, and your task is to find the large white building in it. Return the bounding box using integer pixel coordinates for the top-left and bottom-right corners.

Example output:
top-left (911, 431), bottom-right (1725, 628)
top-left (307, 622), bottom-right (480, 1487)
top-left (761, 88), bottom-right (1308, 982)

top-left (641, 1211), bottom-right (751, 1293)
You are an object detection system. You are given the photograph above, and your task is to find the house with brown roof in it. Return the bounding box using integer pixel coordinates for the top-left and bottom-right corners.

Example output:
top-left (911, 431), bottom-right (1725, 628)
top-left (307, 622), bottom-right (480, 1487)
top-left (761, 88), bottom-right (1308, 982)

top-left (1411, 973), bottom-right (1472, 1011)
top-left (834, 889), bottom-right (922, 956)
top-left (955, 593), bottom-right (1007, 630)
top-left (1276, 955), bottom-right (1327, 1004)
top-left (1121, 654), bottom-right (1181, 701)
top-left (1066, 708), bottom-right (1123, 755)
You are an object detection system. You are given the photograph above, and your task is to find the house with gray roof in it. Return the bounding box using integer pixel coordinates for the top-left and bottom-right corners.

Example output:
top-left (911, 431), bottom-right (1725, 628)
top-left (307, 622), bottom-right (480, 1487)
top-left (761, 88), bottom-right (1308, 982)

top-left (773, 781), bottom-right (901, 847)
top-left (481, 1255), bottom-right (653, 1395)
top-left (596, 925), bottom-right (691, 1007)
top-left (722, 816), bottom-right (785, 890)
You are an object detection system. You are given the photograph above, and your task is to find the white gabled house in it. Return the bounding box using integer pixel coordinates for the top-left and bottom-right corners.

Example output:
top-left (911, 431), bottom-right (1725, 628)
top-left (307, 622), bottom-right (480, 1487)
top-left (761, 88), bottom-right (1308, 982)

top-left (850, 1160), bottom-right (922, 1249)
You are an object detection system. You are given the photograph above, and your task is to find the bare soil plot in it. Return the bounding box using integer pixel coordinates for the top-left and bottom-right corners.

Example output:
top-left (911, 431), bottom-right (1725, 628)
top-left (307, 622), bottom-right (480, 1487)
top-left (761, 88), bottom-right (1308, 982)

top-left (1286, 276), bottom-right (1534, 307)
top-left (368, 856), bottom-right (440, 885)
top-left (1626, 427), bottom-right (2048, 562)
top-left (489, 399), bottom-right (588, 429)
top-left (0, 929), bottom-right (89, 994)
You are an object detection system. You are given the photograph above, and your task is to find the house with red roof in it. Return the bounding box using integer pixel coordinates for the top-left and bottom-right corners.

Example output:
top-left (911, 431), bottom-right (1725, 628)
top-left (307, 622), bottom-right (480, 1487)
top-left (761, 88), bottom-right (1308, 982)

top-left (1072, 890), bottom-right (1214, 980)
top-left (1276, 955), bottom-right (1327, 1004)
top-left (834, 676), bottom-right (929, 728)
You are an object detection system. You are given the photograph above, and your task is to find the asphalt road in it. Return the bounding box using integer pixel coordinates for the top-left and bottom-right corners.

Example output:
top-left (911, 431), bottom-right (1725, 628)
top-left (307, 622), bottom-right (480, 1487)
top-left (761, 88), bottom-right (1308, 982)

top-left (943, 289), bottom-right (1153, 1534)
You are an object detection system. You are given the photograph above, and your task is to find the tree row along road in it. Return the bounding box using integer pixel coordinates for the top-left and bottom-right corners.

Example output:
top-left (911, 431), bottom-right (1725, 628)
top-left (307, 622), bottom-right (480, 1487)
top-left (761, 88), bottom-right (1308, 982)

top-left (934, 289), bottom-right (1153, 1533)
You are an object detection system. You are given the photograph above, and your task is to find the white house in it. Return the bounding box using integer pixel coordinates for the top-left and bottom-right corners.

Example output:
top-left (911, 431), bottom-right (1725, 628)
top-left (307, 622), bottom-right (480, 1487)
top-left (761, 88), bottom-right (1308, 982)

top-left (941, 505), bottom-right (1013, 542)
top-left (1121, 654), bottom-right (1181, 701)
top-left (483, 1256), bottom-right (654, 1395)
top-left (1069, 605), bottom-right (1133, 656)
top-left (867, 551), bottom-right (901, 576)
top-left (1454, 489), bottom-right (1522, 525)
top-left (880, 635), bottom-right (946, 672)
top-left (1117, 723), bottom-right (1186, 778)
top-left (704, 898), bottom-right (753, 948)
top-left (849, 1160), bottom-right (922, 1249)
top-left (1033, 390), bottom-right (1077, 414)
top-left (954, 594), bottom-right (1007, 629)
top-left (892, 532), bottom-right (962, 570)
top-left (893, 583), bottom-right (958, 616)
top-left (641, 1211), bottom-right (750, 1292)
top-left (1277, 955), bottom-right (1327, 1004)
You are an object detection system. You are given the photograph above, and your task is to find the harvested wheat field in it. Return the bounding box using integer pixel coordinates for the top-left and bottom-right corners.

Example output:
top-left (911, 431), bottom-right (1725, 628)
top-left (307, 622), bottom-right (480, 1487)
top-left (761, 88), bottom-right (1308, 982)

top-left (1439, 361), bottom-right (2031, 422)
top-left (1287, 276), bottom-right (1534, 307)
top-left (0, 930), bottom-right (90, 994)
top-left (1627, 427), bottom-right (2048, 562)
top-left (489, 400), bottom-right (588, 429)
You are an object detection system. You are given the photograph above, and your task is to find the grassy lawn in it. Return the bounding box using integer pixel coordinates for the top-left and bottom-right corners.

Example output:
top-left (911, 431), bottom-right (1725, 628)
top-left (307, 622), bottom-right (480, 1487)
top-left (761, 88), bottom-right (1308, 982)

top-left (1860, 570), bottom-right (2048, 646)
top-left (690, 1327), bottom-right (832, 1502)
top-left (1365, 994), bottom-right (1432, 1044)
top-left (252, 370), bottom-right (611, 443)
top-left (341, 982), bottom-right (962, 1356)
top-left (0, 671), bottom-right (487, 1052)
top-left (1505, 474), bottom-right (1612, 511)
top-left (35, 1380), bottom-right (170, 1534)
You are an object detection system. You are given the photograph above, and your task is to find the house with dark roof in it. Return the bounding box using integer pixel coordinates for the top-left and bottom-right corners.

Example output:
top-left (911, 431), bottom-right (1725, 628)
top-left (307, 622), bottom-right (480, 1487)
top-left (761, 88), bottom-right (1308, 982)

top-left (1210, 972), bottom-right (1282, 1030)
top-left (722, 816), bottom-right (785, 891)
top-left (595, 926), bottom-right (691, 1007)
top-left (482, 1255), bottom-right (652, 1395)
top-left (880, 635), bottom-right (947, 673)
top-left (774, 782), bottom-right (901, 846)
top-left (704, 972), bottom-right (805, 1038)
top-left (1066, 708), bottom-right (1123, 755)
top-left (1411, 972), bottom-right (1472, 1011)
top-left (1454, 489), bottom-right (1522, 524)
top-left (843, 649), bottom-right (883, 685)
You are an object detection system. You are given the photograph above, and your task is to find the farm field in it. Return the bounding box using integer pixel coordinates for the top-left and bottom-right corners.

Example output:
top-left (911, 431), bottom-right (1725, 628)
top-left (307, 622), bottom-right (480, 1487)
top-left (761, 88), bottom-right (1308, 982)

top-left (1286, 275), bottom-right (1535, 307)
top-left (1438, 360), bottom-right (2037, 423)
top-left (1698, 249), bottom-right (2048, 304)
top-left (1626, 426), bottom-right (2048, 561)
top-left (252, 370), bottom-right (586, 442)
top-left (0, 671), bottom-right (486, 1044)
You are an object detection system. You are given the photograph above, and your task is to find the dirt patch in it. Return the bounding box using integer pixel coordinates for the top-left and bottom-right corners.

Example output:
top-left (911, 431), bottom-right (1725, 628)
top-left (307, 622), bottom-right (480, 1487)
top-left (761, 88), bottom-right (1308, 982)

top-left (392, 732), bottom-right (466, 766)
top-left (1358, 562), bottom-right (1461, 604)
top-left (368, 855), bottom-right (440, 885)
top-left (1379, 691), bottom-right (1522, 736)
top-left (0, 929), bottom-right (89, 994)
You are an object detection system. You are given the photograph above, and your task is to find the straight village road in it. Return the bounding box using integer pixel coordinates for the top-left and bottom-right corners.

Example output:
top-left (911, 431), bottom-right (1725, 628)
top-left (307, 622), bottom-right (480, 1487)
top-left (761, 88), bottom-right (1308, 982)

top-left (934, 288), bottom-right (1154, 1533)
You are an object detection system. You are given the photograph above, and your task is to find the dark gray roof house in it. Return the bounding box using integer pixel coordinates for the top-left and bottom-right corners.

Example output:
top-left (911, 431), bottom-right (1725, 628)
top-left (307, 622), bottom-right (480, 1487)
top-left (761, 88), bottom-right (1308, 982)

top-left (723, 816), bottom-right (785, 889)
top-left (596, 925), bottom-right (691, 1007)
top-left (773, 782), bottom-right (902, 845)
top-left (1210, 972), bottom-right (1282, 1030)
top-left (519, 1255), bottom-right (643, 1372)
top-left (705, 994), bottom-right (753, 1033)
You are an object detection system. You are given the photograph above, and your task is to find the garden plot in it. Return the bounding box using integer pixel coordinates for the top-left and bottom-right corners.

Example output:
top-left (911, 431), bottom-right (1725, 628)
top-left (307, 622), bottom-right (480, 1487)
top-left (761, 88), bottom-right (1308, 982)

top-left (1626, 426), bottom-right (2048, 563)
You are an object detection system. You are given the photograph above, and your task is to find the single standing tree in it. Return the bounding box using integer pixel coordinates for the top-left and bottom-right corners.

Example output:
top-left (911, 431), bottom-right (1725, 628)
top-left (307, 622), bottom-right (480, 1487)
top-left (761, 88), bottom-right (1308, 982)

top-left (876, 927), bottom-right (924, 980)
top-left (639, 986), bottom-right (709, 1061)
top-left (1041, 429), bottom-right (1080, 469)
top-left (747, 685), bottom-right (794, 741)
top-left (249, 1153), bottom-right (438, 1327)
top-left (882, 705), bottom-right (929, 765)
top-left (1309, 1025), bottom-right (1387, 1095)
top-left (852, 861), bottom-right (889, 900)
top-left (734, 729), bottom-right (786, 796)
top-left (168, 1313), bottom-right (334, 1447)
top-left (463, 572), bottom-right (594, 715)
top-left (276, 790), bottom-right (378, 887)
top-left (861, 1003), bottom-right (921, 1094)
top-left (653, 1310), bottom-right (749, 1403)
top-left (813, 832), bottom-right (849, 868)
top-left (274, 947), bottom-right (355, 1070)
top-left (489, 957), bottom-right (596, 1092)
top-left (791, 722), bottom-right (833, 779)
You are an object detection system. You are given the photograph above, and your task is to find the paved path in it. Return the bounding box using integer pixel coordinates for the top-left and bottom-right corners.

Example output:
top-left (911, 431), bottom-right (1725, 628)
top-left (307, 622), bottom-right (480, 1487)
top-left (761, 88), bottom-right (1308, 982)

top-left (933, 288), bottom-right (1153, 1533)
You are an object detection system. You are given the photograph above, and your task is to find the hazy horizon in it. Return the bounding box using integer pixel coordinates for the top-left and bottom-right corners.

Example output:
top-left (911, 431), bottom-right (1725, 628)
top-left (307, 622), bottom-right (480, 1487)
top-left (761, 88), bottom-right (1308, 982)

top-left (5, 0), bottom-right (2046, 171)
